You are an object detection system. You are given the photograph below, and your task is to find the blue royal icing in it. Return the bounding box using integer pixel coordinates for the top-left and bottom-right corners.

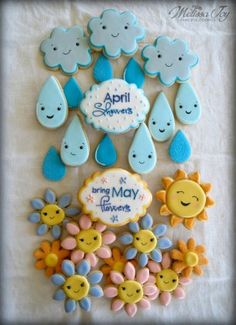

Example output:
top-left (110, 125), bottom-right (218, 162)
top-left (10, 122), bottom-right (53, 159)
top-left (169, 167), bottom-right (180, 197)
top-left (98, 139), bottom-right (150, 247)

top-left (42, 146), bottom-right (67, 181)
top-left (63, 77), bottom-right (84, 109)
top-left (95, 134), bottom-right (117, 167)
top-left (93, 54), bottom-right (113, 83)
top-left (168, 130), bottom-right (191, 163)
top-left (123, 58), bottom-right (145, 88)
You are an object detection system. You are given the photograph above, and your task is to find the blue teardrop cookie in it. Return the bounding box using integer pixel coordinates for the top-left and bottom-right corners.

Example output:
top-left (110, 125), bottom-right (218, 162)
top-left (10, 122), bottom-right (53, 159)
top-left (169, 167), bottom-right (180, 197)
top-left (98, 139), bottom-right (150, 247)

top-left (42, 146), bottom-right (66, 181)
top-left (123, 58), bottom-right (145, 88)
top-left (95, 134), bottom-right (117, 167)
top-left (168, 130), bottom-right (191, 163)
top-left (93, 54), bottom-right (113, 83)
top-left (63, 77), bottom-right (83, 109)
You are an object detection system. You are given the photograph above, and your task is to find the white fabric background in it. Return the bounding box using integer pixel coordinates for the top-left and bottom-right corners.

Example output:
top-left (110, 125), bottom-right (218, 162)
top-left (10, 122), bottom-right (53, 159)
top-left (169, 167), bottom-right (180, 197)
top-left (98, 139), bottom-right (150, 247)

top-left (2, 0), bottom-right (235, 323)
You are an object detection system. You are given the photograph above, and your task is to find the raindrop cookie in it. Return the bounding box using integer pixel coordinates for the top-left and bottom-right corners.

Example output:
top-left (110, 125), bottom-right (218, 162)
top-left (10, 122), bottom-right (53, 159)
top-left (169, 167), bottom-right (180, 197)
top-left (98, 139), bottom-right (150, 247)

top-left (63, 77), bottom-right (84, 109)
top-left (78, 168), bottom-right (152, 227)
top-left (51, 259), bottom-right (103, 313)
top-left (80, 79), bottom-right (150, 134)
top-left (88, 8), bottom-right (145, 59)
top-left (40, 25), bottom-right (92, 75)
top-left (123, 58), bottom-right (145, 88)
top-left (168, 130), bottom-right (191, 163)
top-left (95, 134), bottom-right (117, 167)
top-left (156, 169), bottom-right (215, 229)
top-left (42, 146), bottom-right (67, 181)
top-left (36, 76), bottom-right (68, 129)
top-left (142, 36), bottom-right (199, 87)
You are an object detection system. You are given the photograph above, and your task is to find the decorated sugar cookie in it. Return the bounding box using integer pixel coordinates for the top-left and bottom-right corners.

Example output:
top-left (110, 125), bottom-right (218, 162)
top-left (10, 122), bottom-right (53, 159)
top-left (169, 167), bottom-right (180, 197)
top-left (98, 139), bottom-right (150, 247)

top-left (148, 92), bottom-right (175, 142)
top-left (42, 146), bottom-right (67, 181)
top-left (147, 252), bottom-right (192, 306)
top-left (61, 215), bottom-right (116, 267)
top-left (28, 189), bottom-right (80, 238)
top-left (80, 79), bottom-right (150, 134)
top-left (34, 240), bottom-right (70, 277)
top-left (88, 9), bottom-right (145, 59)
top-left (156, 169), bottom-right (214, 229)
top-left (119, 214), bottom-right (172, 267)
top-left (78, 168), bottom-right (152, 227)
top-left (63, 77), bottom-right (84, 109)
top-left (36, 76), bottom-right (68, 129)
top-left (168, 130), bottom-right (191, 163)
top-left (128, 123), bottom-right (157, 174)
top-left (142, 36), bottom-right (199, 87)
top-left (51, 259), bottom-right (103, 313)
top-left (60, 115), bottom-right (90, 167)
top-left (104, 261), bottom-right (158, 317)
top-left (175, 83), bottom-right (201, 124)
top-left (170, 238), bottom-right (208, 277)
top-left (95, 134), bottom-right (117, 167)
top-left (40, 25), bottom-right (92, 75)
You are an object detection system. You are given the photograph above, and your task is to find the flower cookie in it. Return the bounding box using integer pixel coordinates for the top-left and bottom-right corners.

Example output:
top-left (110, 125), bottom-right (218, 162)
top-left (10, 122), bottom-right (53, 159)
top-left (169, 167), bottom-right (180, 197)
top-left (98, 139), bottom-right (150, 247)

top-left (170, 238), bottom-right (208, 277)
top-left (104, 261), bottom-right (158, 317)
top-left (142, 36), bottom-right (199, 87)
top-left (119, 214), bottom-right (172, 267)
top-left (40, 25), bottom-right (92, 75)
top-left (51, 259), bottom-right (103, 313)
top-left (34, 240), bottom-right (70, 277)
top-left (88, 9), bottom-right (145, 59)
top-left (61, 215), bottom-right (116, 267)
top-left (28, 189), bottom-right (80, 238)
top-left (156, 169), bottom-right (215, 229)
top-left (148, 252), bottom-right (192, 306)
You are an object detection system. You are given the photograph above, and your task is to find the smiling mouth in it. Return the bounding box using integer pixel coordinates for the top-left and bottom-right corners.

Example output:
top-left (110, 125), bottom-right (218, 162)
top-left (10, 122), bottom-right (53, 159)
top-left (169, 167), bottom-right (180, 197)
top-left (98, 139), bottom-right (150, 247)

top-left (165, 63), bottom-right (173, 67)
top-left (141, 242), bottom-right (147, 246)
top-left (139, 161), bottom-right (145, 164)
top-left (127, 293), bottom-right (134, 297)
top-left (70, 152), bottom-right (76, 156)
top-left (63, 50), bottom-right (72, 55)
top-left (181, 201), bottom-right (191, 206)
top-left (73, 289), bottom-right (80, 293)
top-left (46, 114), bottom-right (54, 119)
top-left (159, 129), bottom-right (165, 133)
top-left (185, 110), bottom-right (192, 114)
top-left (163, 280), bottom-right (169, 284)
top-left (86, 242), bottom-right (92, 245)
top-left (111, 33), bottom-right (120, 38)
top-left (49, 216), bottom-right (55, 219)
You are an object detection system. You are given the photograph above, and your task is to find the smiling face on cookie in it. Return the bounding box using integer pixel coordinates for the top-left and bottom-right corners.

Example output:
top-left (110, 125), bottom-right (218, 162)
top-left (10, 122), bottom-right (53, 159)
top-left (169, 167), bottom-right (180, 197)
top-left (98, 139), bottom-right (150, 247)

top-left (36, 76), bottom-right (68, 129)
top-left (156, 269), bottom-right (179, 292)
top-left (133, 229), bottom-right (157, 253)
top-left (88, 9), bottom-right (145, 58)
top-left (41, 204), bottom-right (65, 226)
top-left (118, 280), bottom-right (143, 304)
top-left (63, 275), bottom-right (90, 301)
top-left (76, 229), bottom-right (102, 253)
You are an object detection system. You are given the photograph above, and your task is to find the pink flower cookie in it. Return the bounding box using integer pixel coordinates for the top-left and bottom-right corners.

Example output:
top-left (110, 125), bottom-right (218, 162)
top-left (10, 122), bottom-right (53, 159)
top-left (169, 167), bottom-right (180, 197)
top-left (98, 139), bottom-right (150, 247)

top-left (104, 261), bottom-right (158, 317)
top-left (61, 215), bottom-right (116, 267)
top-left (147, 252), bottom-right (192, 306)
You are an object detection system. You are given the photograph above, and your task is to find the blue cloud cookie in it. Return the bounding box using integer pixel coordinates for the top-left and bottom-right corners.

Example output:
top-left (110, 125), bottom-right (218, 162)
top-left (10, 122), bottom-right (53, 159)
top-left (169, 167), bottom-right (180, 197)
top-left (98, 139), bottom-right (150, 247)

top-left (40, 25), bottom-right (92, 75)
top-left (142, 36), bottom-right (199, 87)
top-left (88, 9), bottom-right (145, 59)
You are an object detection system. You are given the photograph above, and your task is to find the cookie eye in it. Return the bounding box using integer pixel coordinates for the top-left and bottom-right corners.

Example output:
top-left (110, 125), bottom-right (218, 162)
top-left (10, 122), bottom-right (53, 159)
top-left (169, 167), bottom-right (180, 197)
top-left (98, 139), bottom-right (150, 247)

top-left (132, 154), bottom-right (136, 158)
top-left (136, 289), bottom-right (140, 293)
top-left (56, 210), bottom-right (60, 214)
top-left (76, 42), bottom-right (80, 46)
top-left (172, 279), bottom-right (177, 282)
top-left (66, 285), bottom-right (71, 289)
top-left (41, 107), bottom-right (45, 111)
top-left (64, 145), bottom-right (68, 149)
top-left (122, 287), bottom-right (126, 291)
top-left (148, 155), bottom-right (152, 159)
top-left (194, 104), bottom-right (198, 107)
top-left (136, 237), bottom-right (140, 241)
top-left (157, 54), bottom-right (162, 58)
top-left (179, 105), bottom-right (183, 109)
top-left (80, 238), bottom-right (84, 242)
top-left (93, 236), bottom-right (98, 240)
top-left (81, 282), bottom-right (85, 287)
top-left (79, 146), bottom-right (83, 150)
top-left (150, 238), bottom-right (154, 242)
top-left (102, 25), bottom-right (106, 29)
top-left (167, 122), bottom-right (171, 126)
top-left (124, 26), bottom-right (128, 30)
top-left (192, 195), bottom-right (199, 201)
top-left (43, 212), bottom-right (48, 216)
top-left (178, 57), bottom-right (182, 61)
top-left (53, 47), bottom-right (57, 51)
top-left (57, 107), bottom-right (61, 111)
top-left (177, 190), bottom-right (184, 194)
top-left (159, 275), bottom-right (163, 278)
top-left (152, 121), bottom-right (156, 125)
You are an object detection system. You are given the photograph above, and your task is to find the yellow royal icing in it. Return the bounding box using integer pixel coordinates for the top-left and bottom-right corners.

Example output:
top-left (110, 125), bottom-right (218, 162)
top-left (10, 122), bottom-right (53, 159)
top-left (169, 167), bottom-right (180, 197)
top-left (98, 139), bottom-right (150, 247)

top-left (118, 280), bottom-right (143, 304)
top-left (63, 275), bottom-right (90, 301)
top-left (76, 229), bottom-right (102, 253)
top-left (133, 229), bottom-right (157, 253)
top-left (41, 204), bottom-right (65, 226)
top-left (44, 253), bottom-right (58, 267)
top-left (156, 269), bottom-right (179, 292)
top-left (184, 251), bottom-right (199, 267)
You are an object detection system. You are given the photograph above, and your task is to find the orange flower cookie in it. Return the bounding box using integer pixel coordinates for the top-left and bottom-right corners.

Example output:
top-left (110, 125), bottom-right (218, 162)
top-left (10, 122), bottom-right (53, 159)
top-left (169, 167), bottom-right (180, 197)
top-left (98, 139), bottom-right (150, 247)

top-left (170, 238), bottom-right (208, 277)
top-left (156, 169), bottom-right (214, 229)
top-left (34, 240), bottom-right (70, 277)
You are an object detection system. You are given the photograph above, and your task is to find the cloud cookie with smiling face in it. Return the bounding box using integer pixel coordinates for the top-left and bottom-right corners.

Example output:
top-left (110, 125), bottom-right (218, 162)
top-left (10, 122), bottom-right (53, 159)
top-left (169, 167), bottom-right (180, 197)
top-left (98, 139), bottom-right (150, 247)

top-left (88, 9), bottom-right (145, 59)
top-left (40, 25), bottom-right (92, 75)
top-left (142, 36), bottom-right (199, 87)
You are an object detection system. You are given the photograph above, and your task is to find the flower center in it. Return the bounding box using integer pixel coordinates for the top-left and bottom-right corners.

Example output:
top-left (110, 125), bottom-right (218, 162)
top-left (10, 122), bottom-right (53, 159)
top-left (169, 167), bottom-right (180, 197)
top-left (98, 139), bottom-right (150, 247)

top-left (133, 229), bottom-right (157, 253)
top-left (118, 280), bottom-right (143, 304)
top-left (113, 261), bottom-right (125, 273)
top-left (44, 253), bottom-right (58, 267)
top-left (184, 251), bottom-right (199, 267)
top-left (41, 204), bottom-right (65, 226)
top-left (64, 275), bottom-right (90, 301)
top-left (76, 229), bottom-right (102, 253)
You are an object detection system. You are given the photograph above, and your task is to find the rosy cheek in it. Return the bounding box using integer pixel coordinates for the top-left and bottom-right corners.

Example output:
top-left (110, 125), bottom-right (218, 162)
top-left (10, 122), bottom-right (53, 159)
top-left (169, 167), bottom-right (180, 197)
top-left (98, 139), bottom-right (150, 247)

top-left (171, 194), bottom-right (177, 200)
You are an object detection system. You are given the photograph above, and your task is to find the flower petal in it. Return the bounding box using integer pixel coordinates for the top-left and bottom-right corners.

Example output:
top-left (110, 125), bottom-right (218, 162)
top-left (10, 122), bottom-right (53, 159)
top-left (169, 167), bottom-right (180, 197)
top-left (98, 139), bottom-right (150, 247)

top-left (138, 253), bottom-right (148, 267)
top-left (76, 260), bottom-right (90, 276)
top-left (148, 289), bottom-right (160, 300)
top-left (148, 260), bottom-right (161, 273)
top-left (195, 245), bottom-right (205, 254)
top-left (119, 233), bottom-right (133, 245)
top-left (51, 240), bottom-right (60, 252)
top-left (51, 274), bottom-right (65, 286)
top-left (71, 250), bottom-right (84, 263)
top-left (45, 267), bottom-right (54, 277)
top-left (140, 214), bottom-right (153, 229)
top-left (102, 231), bottom-right (116, 245)
top-left (87, 271), bottom-right (103, 284)
top-left (187, 238), bottom-right (196, 250)
top-left (144, 283), bottom-right (157, 296)
top-left (161, 252), bottom-right (172, 269)
top-left (37, 224), bottom-right (48, 236)
top-left (151, 249), bottom-right (162, 263)
top-left (124, 262), bottom-right (136, 280)
top-left (62, 260), bottom-right (75, 276)
top-left (110, 271), bottom-right (124, 284)
top-left (95, 222), bottom-right (107, 232)
top-left (125, 247), bottom-right (137, 260)
top-left (53, 289), bottom-right (65, 301)
top-left (28, 212), bottom-right (41, 223)
top-left (160, 291), bottom-right (172, 306)
top-left (79, 215), bottom-right (92, 229)
top-left (170, 249), bottom-right (183, 261)
top-left (138, 298), bottom-right (151, 309)
top-left (100, 265), bottom-right (111, 275)
top-left (179, 277), bottom-right (192, 286)
top-left (172, 261), bottom-right (186, 273)
top-left (51, 225), bottom-right (61, 239)
top-left (65, 207), bottom-right (81, 216)
top-left (58, 193), bottom-right (72, 208)
top-left (178, 240), bottom-right (188, 253)
top-left (89, 285), bottom-right (103, 297)
top-left (31, 198), bottom-right (45, 210)
top-left (198, 255), bottom-right (208, 265)
top-left (104, 286), bottom-right (118, 298)
top-left (96, 246), bottom-right (111, 258)
top-left (61, 237), bottom-right (77, 250)
top-left (66, 222), bottom-right (80, 235)
top-left (125, 303), bottom-right (137, 317)
top-left (153, 224), bottom-right (167, 237)
top-left (136, 268), bottom-right (149, 284)
top-left (112, 247), bottom-right (121, 260)
top-left (65, 299), bottom-right (76, 313)
top-left (85, 253), bottom-right (97, 267)
top-left (44, 189), bottom-right (56, 204)
top-left (128, 222), bottom-right (140, 233)
top-left (33, 249), bottom-right (45, 259)
top-left (182, 266), bottom-right (193, 278)
top-left (35, 259), bottom-right (46, 270)
top-left (193, 265), bottom-right (203, 276)
top-left (79, 297), bottom-right (91, 312)
top-left (112, 299), bottom-right (124, 312)
top-left (40, 241), bottom-right (51, 253)
top-left (158, 237), bottom-right (172, 249)
top-left (173, 287), bottom-right (185, 299)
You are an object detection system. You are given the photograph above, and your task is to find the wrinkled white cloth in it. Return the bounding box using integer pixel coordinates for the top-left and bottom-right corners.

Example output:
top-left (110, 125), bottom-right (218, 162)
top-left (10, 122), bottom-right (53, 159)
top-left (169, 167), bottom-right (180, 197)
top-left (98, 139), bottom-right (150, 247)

top-left (2, 0), bottom-right (234, 323)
